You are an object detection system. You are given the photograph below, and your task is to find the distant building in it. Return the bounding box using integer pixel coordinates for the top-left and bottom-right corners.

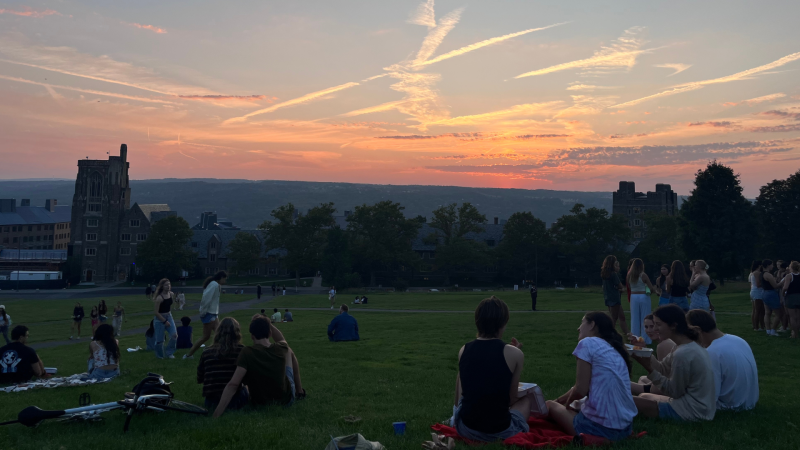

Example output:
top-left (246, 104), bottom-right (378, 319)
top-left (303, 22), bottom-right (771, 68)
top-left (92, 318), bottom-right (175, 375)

top-left (0, 198), bottom-right (71, 250)
top-left (192, 211), bottom-right (240, 231)
top-left (69, 144), bottom-right (175, 283)
top-left (612, 181), bottom-right (678, 240)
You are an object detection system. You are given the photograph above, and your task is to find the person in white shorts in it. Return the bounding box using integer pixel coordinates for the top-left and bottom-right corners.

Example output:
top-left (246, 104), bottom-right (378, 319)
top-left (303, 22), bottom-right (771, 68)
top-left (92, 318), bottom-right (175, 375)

top-left (329, 286), bottom-right (336, 309)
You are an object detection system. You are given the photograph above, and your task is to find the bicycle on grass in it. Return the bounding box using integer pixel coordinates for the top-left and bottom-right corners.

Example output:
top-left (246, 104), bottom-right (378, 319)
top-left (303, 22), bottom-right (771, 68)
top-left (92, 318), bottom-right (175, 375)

top-left (0, 372), bottom-right (207, 432)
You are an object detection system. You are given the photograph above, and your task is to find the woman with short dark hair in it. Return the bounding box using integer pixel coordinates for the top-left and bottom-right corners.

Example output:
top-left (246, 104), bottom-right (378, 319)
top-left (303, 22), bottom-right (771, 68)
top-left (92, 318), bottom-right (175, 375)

top-left (451, 296), bottom-right (530, 442)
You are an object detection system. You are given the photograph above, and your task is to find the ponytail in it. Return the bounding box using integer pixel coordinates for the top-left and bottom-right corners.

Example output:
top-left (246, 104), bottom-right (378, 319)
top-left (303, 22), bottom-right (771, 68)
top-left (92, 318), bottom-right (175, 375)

top-left (584, 311), bottom-right (632, 373)
top-left (203, 270), bottom-right (228, 289)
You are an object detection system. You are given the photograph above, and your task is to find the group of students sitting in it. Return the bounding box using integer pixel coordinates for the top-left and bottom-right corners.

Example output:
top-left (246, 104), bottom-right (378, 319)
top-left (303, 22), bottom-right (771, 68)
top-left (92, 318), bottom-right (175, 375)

top-left (453, 297), bottom-right (759, 443)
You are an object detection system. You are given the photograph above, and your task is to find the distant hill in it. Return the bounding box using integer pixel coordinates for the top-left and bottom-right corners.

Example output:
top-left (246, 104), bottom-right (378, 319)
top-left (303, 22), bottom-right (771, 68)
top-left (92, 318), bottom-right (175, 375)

top-left (0, 179), bottom-right (613, 228)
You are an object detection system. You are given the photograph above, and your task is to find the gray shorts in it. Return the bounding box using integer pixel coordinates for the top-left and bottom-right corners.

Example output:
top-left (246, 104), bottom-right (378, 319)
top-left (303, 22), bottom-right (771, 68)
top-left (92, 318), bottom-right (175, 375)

top-left (453, 398), bottom-right (529, 442)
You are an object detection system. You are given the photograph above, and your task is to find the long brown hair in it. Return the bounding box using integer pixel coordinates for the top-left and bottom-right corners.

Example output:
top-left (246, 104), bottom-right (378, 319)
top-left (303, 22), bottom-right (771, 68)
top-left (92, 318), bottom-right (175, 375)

top-left (584, 311), bottom-right (631, 373)
top-left (669, 260), bottom-right (689, 288)
top-left (203, 270), bottom-right (228, 289)
top-left (600, 255), bottom-right (618, 280)
top-left (153, 278), bottom-right (171, 299)
top-left (212, 317), bottom-right (242, 358)
top-left (628, 258), bottom-right (644, 285)
top-left (656, 264), bottom-right (670, 288)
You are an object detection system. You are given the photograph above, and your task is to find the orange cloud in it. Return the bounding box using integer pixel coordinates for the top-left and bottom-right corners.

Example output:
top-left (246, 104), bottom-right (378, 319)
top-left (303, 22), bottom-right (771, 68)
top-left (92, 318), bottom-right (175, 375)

top-left (0, 7), bottom-right (62, 18)
top-left (124, 22), bottom-right (167, 34)
top-left (178, 95), bottom-right (274, 102)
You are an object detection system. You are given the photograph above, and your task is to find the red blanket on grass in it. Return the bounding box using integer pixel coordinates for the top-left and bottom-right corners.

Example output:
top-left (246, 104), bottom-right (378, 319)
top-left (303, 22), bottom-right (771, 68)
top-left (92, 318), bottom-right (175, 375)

top-left (431, 417), bottom-right (645, 448)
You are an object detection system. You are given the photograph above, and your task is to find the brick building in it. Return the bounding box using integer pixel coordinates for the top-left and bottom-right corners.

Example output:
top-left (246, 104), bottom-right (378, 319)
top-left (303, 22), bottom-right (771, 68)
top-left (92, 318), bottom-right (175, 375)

top-left (0, 198), bottom-right (71, 250)
top-left (612, 181), bottom-right (678, 240)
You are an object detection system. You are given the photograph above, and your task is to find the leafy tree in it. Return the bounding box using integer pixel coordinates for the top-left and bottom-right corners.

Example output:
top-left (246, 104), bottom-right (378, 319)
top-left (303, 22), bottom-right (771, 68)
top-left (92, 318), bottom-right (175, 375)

top-left (347, 200), bottom-right (421, 286)
top-left (427, 203), bottom-right (488, 285)
top-left (227, 232), bottom-right (262, 275)
top-left (679, 161), bottom-right (756, 281)
top-left (549, 204), bottom-right (630, 285)
top-left (498, 212), bottom-right (551, 283)
top-left (755, 169), bottom-right (800, 259)
top-left (636, 211), bottom-right (684, 272)
top-left (136, 216), bottom-right (195, 281)
top-left (319, 226), bottom-right (355, 287)
top-left (259, 202), bottom-right (336, 286)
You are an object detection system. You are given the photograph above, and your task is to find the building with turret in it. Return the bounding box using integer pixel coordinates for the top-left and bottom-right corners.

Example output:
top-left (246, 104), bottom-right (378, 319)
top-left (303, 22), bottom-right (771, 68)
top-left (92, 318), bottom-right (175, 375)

top-left (612, 181), bottom-right (678, 240)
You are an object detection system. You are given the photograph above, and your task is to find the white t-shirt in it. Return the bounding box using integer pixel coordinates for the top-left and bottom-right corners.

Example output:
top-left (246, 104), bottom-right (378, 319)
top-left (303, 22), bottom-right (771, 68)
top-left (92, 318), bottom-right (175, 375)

top-left (707, 334), bottom-right (759, 411)
top-left (572, 337), bottom-right (637, 430)
top-left (329, 289), bottom-right (335, 297)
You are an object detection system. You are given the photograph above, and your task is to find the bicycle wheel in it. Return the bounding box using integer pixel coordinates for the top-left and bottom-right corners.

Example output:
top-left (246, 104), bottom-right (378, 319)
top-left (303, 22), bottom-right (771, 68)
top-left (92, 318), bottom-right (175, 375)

top-left (145, 399), bottom-right (207, 415)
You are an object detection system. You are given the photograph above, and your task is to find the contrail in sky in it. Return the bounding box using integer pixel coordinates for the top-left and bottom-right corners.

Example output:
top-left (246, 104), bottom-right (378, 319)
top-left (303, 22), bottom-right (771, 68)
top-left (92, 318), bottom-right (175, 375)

top-left (224, 82), bottom-right (361, 123)
top-left (0, 74), bottom-right (177, 103)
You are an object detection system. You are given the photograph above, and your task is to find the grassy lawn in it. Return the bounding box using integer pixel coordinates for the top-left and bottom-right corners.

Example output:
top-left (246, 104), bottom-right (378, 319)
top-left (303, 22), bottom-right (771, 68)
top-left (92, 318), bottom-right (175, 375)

top-left (1, 288), bottom-right (798, 449)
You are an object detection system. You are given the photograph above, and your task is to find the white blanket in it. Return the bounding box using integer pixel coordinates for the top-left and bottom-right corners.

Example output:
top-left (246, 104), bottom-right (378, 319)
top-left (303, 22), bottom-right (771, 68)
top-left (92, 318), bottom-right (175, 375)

top-left (2, 373), bottom-right (114, 393)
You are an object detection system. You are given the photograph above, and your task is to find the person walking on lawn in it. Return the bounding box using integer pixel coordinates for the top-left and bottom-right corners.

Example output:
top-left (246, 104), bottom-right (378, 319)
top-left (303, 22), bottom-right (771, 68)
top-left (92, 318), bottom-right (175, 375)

top-left (257, 284), bottom-right (262, 300)
top-left (70, 302), bottom-right (85, 340)
top-left (185, 271), bottom-right (228, 359)
top-left (153, 278), bottom-right (178, 359)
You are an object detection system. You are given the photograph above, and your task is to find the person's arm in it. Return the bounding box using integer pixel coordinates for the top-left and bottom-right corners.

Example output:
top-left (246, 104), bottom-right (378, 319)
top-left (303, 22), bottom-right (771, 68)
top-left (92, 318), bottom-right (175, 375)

top-left (213, 366), bottom-right (246, 418)
top-left (153, 297), bottom-right (168, 326)
top-left (564, 359), bottom-right (592, 409)
top-left (454, 345), bottom-right (465, 406)
top-left (270, 322), bottom-right (287, 344)
top-left (642, 273), bottom-right (659, 295)
top-left (646, 350), bottom-right (687, 398)
top-left (506, 345), bottom-right (524, 406)
top-left (327, 316), bottom-right (338, 341)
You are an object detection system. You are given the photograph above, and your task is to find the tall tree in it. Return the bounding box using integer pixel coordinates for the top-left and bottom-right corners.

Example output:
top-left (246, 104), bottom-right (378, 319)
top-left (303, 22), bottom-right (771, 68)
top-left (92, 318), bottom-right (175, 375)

top-left (636, 211), bottom-right (684, 271)
top-left (498, 211), bottom-right (551, 283)
top-left (347, 200), bottom-right (421, 286)
top-left (679, 161), bottom-right (756, 281)
top-left (319, 226), bottom-right (356, 288)
top-left (259, 202), bottom-right (336, 286)
top-left (427, 203), bottom-right (488, 285)
top-left (136, 216), bottom-right (196, 281)
top-left (227, 232), bottom-right (262, 275)
top-left (755, 169), bottom-right (800, 259)
top-left (549, 204), bottom-right (630, 285)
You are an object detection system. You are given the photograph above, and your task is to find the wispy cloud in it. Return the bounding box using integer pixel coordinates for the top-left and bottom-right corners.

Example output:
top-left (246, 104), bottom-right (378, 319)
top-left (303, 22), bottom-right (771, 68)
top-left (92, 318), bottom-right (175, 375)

top-left (555, 95), bottom-right (619, 117)
top-left (654, 63), bottom-right (692, 76)
top-left (408, 0), bottom-right (436, 28)
top-left (761, 109), bottom-right (800, 120)
top-left (0, 74), bottom-right (177, 104)
top-left (429, 101), bottom-right (563, 126)
top-left (412, 7), bottom-right (463, 66)
top-left (613, 52), bottom-right (800, 108)
top-left (224, 82), bottom-right (361, 124)
top-left (688, 121), bottom-right (737, 128)
top-left (412, 22), bottom-right (568, 68)
top-left (0, 7), bottom-right (62, 18)
top-left (515, 27), bottom-right (650, 79)
top-left (123, 22), bottom-right (167, 34)
top-left (179, 94), bottom-right (273, 102)
top-left (724, 93), bottom-right (786, 107)
top-left (566, 83), bottom-right (618, 91)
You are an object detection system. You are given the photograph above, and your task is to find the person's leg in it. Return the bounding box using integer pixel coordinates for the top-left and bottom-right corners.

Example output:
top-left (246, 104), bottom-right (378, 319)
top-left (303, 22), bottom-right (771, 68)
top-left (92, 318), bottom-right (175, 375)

top-left (186, 320), bottom-right (216, 357)
top-left (756, 300), bottom-right (766, 330)
top-left (613, 304), bottom-right (629, 335)
top-left (165, 314), bottom-right (178, 357)
top-left (288, 348), bottom-right (304, 394)
top-left (632, 396), bottom-right (660, 418)
top-left (76, 320), bottom-right (81, 338)
top-left (546, 400), bottom-right (577, 435)
top-left (751, 299), bottom-right (758, 330)
top-left (789, 309), bottom-right (800, 339)
top-left (631, 296), bottom-right (642, 340)
top-left (510, 395), bottom-right (532, 423)
top-left (153, 318), bottom-right (166, 359)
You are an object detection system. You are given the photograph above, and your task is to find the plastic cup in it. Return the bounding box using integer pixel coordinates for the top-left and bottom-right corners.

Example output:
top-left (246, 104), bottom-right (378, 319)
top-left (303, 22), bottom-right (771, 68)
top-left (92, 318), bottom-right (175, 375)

top-left (392, 421), bottom-right (406, 435)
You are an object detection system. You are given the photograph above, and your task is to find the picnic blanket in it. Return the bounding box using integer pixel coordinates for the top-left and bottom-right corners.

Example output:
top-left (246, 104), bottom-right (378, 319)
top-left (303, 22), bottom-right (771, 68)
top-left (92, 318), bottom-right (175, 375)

top-left (2, 373), bottom-right (114, 393)
top-left (432, 417), bottom-right (645, 448)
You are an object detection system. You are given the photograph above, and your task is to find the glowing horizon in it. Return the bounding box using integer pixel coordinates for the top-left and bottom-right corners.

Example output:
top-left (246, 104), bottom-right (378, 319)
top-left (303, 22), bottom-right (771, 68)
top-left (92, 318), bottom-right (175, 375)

top-left (1, 0), bottom-right (799, 197)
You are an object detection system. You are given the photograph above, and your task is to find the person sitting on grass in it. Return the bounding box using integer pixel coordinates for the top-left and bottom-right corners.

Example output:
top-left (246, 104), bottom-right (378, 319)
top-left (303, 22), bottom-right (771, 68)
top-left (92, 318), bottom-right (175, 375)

top-left (213, 315), bottom-right (306, 417)
top-left (360, 296), bottom-right (368, 305)
top-left (0, 326), bottom-right (46, 384)
top-left (630, 305), bottom-right (716, 422)
top-left (271, 308), bottom-right (281, 323)
top-left (145, 320), bottom-right (156, 351)
top-left (284, 309), bottom-right (293, 322)
top-left (686, 310), bottom-right (759, 411)
top-left (353, 296), bottom-right (361, 304)
top-left (177, 316), bottom-right (193, 349)
top-left (198, 318), bottom-right (248, 411)
top-left (327, 305), bottom-right (359, 342)
top-left (452, 297), bottom-right (529, 442)
top-left (629, 314), bottom-right (677, 390)
top-left (86, 324), bottom-right (120, 380)
top-left (547, 312), bottom-right (637, 441)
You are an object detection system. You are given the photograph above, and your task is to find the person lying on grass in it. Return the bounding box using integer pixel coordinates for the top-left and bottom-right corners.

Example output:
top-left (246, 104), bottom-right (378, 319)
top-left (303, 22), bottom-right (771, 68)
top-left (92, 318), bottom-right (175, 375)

top-left (630, 305), bottom-right (716, 422)
top-left (0, 325), bottom-right (47, 384)
top-left (213, 315), bottom-right (306, 418)
top-left (452, 296), bottom-right (530, 442)
top-left (198, 317), bottom-right (248, 412)
top-left (686, 310), bottom-right (759, 411)
top-left (547, 312), bottom-right (637, 442)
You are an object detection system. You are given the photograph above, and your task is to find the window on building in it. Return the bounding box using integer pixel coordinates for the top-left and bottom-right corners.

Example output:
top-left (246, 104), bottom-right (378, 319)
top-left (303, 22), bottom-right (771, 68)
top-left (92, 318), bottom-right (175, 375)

top-left (136, 233), bottom-right (147, 241)
top-left (210, 254), bottom-right (216, 262)
top-left (210, 242), bottom-right (216, 249)
top-left (36, 225), bottom-right (41, 231)
top-left (205, 267), bottom-right (212, 275)
top-left (13, 237), bottom-right (18, 243)
top-left (633, 207), bottom-right (641, 214)
top-left (28, 226), bottom-right (32, 231)
top-left (130, 220), bottom-right (140, 227)
top-left (634, 219), bottom-right (641, 226)
top-left (88, 203), bottom-right (102, 212)
top-left (89, 172), bottom-right (102, 197)
top-left (634, 231), bottom-right (642, 239)
top-left (191, 242), bottom-right (198, 248)
top-left (86, 233), bottom-right (97, 241)
top-left (248, 268), bottom-right (259, 275)
top-left (2, 227), bottom-right (8, 232)
top-left (2, 238), bottom-right (7, 244)
top-left (486, 239), bottom-right (496, 247)
top-left (36, 236), bottom-right (41, 241)
top-left (87, 219), bottom-right (99, 227)
top-left (11, 226), bottom-right (16, 232)
top-left (85, 248), bottom-right (97, 256)
top-left (121, 233), bottom-right (131, 241)
top-left (120, 248), bottom-right (132, 255)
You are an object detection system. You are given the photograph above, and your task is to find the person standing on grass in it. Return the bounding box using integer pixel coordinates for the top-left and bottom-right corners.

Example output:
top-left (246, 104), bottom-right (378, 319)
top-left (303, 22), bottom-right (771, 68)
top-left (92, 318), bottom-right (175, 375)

top-left (329, 286), bottom-right (336, 309)
top-left (177, 290), bottom-right (186, 311)
top-left (70, 302), bottom-right (85, 340)
top-left (213, 315), bottom-right (306, 417)
top-left (90, 306), bottom-right (99, 333)
top-left (98, 299), bottom-right (108, 324)
top-left (185, 271), bottom-right (228, 359)
top-left (327, 305), bottom-right (359, 342)
top-left (0, 326), bottom-right (46, 384)
top-left (112, 301), bottom-right (125, 337)
top-left (685, 310), bottom-right (759, 411)
top-left (656, 265), bottom-right (671, 307)
top-left (272, 282), bottom-right (276, 297)
top-left (451, 296), bottom-right (530, 442)
top-left (152, 278), bottom-right (178, 359)
top-left (530, 283), bottom-right (538, 311)
top-left (749, 261), bottom-right (765, 331)
top-left (86, 324), bottom-right (120, 380)
top-left (628, 258), bottom-right (659, 345)
top-left (666, 260), bottom-right (690, 312)
top-left (776, 261), bottom-right (789, 332)
top-left (257, 284), bottom-right (262, 300)
top-left (761, 260), bottom-right (782, 336)
top-left (145, 284), bottom-right (152, 298)
top-left (780, 261), bottom-right (800, 339)
top-left (601, 256), bottom-right (629, 337)
top-left (547, 312), bottom-right (637, 442)
top-left (198, 318), bottom-right (248, 412)
top-left (688, 260), bottom-right (712, 312)
top-left (630, 305), bottom-right (716, 422)
top-left (0, 305), bottom-right (11, 345)
top-left (282, 285), bottom-right (286, 296)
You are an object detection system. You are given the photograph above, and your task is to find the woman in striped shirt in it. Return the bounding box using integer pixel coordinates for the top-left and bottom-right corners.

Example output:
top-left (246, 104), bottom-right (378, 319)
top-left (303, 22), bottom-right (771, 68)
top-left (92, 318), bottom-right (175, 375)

top-left (197, 317), bottom-right (249, 410)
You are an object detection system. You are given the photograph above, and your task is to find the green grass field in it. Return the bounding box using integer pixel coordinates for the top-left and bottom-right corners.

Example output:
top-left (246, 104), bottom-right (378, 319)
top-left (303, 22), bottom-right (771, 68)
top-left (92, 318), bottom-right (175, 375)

top-left (1, 288), bottom-right (798, 449)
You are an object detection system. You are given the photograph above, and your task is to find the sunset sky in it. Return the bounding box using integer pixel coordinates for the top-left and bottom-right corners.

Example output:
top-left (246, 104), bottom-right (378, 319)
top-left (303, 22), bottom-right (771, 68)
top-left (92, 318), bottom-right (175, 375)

top-left (1, 0), bottom-right (799, 196)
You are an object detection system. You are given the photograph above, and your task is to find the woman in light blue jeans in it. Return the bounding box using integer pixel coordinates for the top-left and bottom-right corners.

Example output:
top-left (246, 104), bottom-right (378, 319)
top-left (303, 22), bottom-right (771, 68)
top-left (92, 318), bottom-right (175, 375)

top-left (153, 278), bottom-right (178, 359)
top-left (627, 258), bottom-right (659, 345)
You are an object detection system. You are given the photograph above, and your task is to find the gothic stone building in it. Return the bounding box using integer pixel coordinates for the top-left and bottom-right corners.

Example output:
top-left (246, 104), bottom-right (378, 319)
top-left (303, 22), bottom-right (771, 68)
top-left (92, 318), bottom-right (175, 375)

top-left (70, 144), bottom-right (174, 283)
top-left (612, 181), bottom-right (677, 240)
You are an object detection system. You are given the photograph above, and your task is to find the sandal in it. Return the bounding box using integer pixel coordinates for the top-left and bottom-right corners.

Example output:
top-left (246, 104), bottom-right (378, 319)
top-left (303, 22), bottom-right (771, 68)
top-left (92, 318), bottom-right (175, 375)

top-left (422, 433), bottom-right (455, 450)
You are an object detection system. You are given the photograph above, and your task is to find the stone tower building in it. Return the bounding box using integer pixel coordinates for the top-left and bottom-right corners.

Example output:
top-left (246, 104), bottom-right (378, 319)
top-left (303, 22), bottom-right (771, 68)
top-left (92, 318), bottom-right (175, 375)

top-left (69, 144), bottom-right (173, 283)
top-left (612, 181), bottom-right (677, 240)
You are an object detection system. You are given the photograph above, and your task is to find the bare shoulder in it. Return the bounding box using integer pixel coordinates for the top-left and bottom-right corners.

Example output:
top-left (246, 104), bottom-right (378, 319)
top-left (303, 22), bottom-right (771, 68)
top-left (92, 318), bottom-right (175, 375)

top-left (504, 344), bottom-right (524, 361)
top-left (457, 345), bottom-right (465, 360)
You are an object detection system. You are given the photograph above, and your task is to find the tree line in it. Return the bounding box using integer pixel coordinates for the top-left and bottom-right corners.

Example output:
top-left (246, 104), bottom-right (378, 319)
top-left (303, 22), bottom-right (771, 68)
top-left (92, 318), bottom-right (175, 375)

top-left (132, 162), bottom-right (800, 288)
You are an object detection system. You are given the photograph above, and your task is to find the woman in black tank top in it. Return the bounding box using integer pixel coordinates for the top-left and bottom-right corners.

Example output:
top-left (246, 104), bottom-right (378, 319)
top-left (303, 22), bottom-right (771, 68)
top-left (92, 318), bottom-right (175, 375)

top-left (453, 297), bottom-right (530, 442)
top-left (152, 278), bottom-right (178, 359)
top-left (782, 261), bottom-right (800, 338)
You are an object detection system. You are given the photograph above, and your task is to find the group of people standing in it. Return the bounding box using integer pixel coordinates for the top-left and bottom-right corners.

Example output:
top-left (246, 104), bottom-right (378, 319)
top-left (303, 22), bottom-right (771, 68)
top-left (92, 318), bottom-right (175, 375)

top-left (69, 299), bottom-right (125, 340)
top-left (749, 259), bottom-right (800, 338)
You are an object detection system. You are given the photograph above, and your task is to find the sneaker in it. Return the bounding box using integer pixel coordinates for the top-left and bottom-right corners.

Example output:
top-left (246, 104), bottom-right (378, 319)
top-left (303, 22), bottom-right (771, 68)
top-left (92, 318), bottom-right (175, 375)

top-left (778, 327), bottom-right (787, 333)
top-left (182, 354), bottom-right (194, 359)
top-left (768, 330), bottom-right (778, 336)
top-left (330, 306), bottom-right (334, 309)
top-left (168, 355), bottom-right (176, 359)
top-left (69, 336), bottom-right (74, 340)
